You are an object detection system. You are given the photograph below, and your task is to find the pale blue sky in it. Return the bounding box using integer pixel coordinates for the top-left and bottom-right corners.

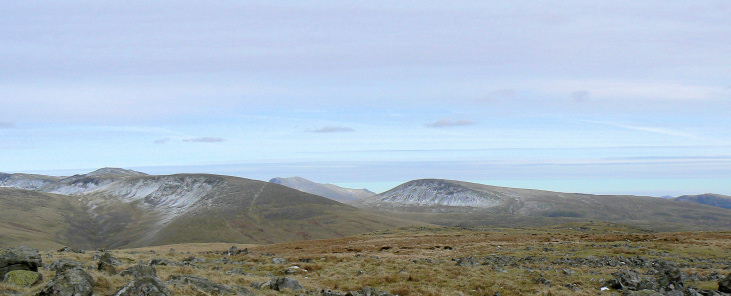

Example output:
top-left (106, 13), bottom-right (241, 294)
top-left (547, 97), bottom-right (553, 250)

top-left (2, 1), bottom-right (730, 195)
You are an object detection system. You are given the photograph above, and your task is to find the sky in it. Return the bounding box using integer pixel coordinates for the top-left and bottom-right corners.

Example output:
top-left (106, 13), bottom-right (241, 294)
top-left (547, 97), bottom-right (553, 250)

top-left (2, 1), bottom-right (730, 196)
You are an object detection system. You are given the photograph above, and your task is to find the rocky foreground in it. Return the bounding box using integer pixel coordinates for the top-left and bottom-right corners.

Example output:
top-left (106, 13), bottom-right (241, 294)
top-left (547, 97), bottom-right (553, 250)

top-left (2, 223), bottom-right (731, 295)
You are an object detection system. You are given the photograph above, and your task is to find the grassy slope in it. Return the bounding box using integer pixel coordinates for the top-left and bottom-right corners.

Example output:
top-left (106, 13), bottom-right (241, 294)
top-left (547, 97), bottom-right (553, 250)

top-left (0, 188), bottom-right (70, 249)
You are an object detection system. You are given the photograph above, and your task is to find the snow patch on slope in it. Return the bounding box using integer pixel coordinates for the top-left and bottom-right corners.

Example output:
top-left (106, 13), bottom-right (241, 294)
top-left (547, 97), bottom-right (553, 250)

top-left (363, 180), bottom-right (502, 208)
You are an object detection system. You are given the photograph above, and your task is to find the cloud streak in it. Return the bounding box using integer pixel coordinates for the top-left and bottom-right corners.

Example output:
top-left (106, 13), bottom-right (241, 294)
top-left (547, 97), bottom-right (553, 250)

top-left (183, 137), bottom-right (225, 143)
top-left (0, 121), bottom-right (14, 129)
top-left (153, 138), bottom-right (170, 145)
top-left (309, 126), bottom-right (355, 133)
top-left (426, 119), bottom-right (476, 128)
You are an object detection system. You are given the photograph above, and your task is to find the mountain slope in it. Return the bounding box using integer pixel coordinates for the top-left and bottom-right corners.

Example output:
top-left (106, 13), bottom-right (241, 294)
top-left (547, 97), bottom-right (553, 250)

top-left (269, 176), bottom-right (375, 203)
top-left (352, 179), bottom-right (731, 231)
top-left (0, 172), bottom-right (60, 190)
top-left (674, 193), bottom-right (731, 209)
top-left (0, 170), bottom-right (419, 249)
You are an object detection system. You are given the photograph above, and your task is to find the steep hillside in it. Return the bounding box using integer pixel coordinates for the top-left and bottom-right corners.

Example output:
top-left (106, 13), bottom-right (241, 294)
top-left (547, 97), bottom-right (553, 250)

top-left (0, 170), bottom-right (419, 249)
top-left (353, 179), bottom-right (731, 231)
top-left (674, 193), bottom-right (731, 209)
top-left (0, 172), bottom-right (60, 190)
top-left (270, 176), bottom-right (375, 203)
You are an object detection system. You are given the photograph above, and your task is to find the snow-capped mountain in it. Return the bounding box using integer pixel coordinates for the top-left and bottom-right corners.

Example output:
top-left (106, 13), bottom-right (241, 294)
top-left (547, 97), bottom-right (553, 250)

top-left (269, 176), bottom-right (375, 203)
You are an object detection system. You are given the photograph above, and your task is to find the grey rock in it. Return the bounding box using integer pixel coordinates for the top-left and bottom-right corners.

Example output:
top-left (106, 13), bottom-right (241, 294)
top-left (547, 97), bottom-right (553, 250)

top-left (456, 256), bottom-right (480, 267)
top-left (120, 265), bottom-right (157, 279)
top-left (606, 269), bottom-right (656, 291)
top-left (269, 277), bottom-right (303, 291)
top-left (48, 259), bottom-right (85, 273)
top-left (167, 274), bottom-right (233, 294)
top-left (37, 268), bottom-right (94, 296)
top-left (149, 258), bottom-right (175, 266)
top-left (98, 252), bottom-right (120, 274)
top-left (0, 246), bottom-right (42, 278)
top-left (113, 276), bottom-right (171, 296)
top-left (272, 257), bottom-right (288, 264)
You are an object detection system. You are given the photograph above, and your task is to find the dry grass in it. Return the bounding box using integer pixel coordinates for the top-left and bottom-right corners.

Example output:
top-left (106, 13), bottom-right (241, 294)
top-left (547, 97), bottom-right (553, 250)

top-left (5, 222), bottom-right (731, 295)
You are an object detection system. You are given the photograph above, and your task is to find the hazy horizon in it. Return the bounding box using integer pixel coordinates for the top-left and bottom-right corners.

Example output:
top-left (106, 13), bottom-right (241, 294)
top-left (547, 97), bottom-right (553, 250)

top-left (2, 2), bottom-right (730, 196)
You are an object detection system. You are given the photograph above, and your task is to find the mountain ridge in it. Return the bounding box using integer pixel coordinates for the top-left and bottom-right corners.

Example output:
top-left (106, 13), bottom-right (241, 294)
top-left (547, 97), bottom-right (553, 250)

top-left (269, 176), bottom-right (375, 203)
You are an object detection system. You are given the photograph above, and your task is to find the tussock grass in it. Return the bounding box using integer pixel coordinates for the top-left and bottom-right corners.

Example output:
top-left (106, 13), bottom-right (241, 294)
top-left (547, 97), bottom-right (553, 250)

top-left (5, 222), bottom-right (731, 295)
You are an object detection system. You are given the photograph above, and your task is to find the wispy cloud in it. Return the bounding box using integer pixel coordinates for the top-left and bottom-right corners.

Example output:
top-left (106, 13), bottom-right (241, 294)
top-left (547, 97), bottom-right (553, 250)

top-left (183, 137), bottom-right (225, 143)
top-left (583, 120), bottom-right (701, 139)
top-left (153, 138), bottom-right (171, 145)
top-left (308, 126), bottom-right (355, 133)
top-left (426, 118), bottom-right (476, 128)
top-left (0, 121), bottom-right (14, 129)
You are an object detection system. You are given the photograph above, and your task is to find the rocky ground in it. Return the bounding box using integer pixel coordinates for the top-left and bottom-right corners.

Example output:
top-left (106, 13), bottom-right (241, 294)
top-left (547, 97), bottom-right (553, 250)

top-left (1, 222), bottom-right (731, 295)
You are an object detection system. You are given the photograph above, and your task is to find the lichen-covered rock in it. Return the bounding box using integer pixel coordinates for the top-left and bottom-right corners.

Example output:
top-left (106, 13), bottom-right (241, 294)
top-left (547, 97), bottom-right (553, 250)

top-left (48, 259), bottom-right (85, 273)
top-left (120, 265), bottom-right (157, 279)
top-left (3, 270), bottom-right (43, 286)
top-left (0, 246), bottom-right (42, 278)
top-left (37, 268), bottom-right (94, 296)
top-left (113, 276), bottom-right (171, 296)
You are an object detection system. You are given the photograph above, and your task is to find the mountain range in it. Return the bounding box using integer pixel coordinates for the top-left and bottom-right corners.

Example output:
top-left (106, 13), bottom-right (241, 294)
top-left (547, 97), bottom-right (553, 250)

top-left (2, 168), bottom-right (731, 250)
top-left (0, 168), bottom-right (416, 250)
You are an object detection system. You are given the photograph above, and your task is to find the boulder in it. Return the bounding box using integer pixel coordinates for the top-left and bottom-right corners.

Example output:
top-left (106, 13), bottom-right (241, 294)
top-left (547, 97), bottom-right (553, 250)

top-left (37, 268), bottom-right (94, 296)
top-left (120, 265), bottom-right (157, 279)
top-left (272, 257), bottom-right (288, 264)
top-left (0, 246), bottom-right (42, 278)
top-left (167, 274), bottom-right (234, 294)
top-left (48, 259), bottom-right (85, 273)
top-left (3, 270), bottom-right (43, 287)
top-left (270, 277), bottom-right (303, 291)
top-left (719, 273), bottom-right (731, 293)
top-left (606, 269), bottom-right (656, 291)
top-left (98, 253), bottom-right (120, 274)
top-left (113, 276), bottom-right (171, 296)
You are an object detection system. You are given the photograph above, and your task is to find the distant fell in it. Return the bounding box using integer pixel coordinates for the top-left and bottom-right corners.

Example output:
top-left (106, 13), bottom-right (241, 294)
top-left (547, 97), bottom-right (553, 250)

top-left (352, 179), bottom-right (731, 231)
top-left (674, 193), bottom-right (731, 209)
top-left (0, 169), bottom-right (417, 249)
top-left (269, 176), bottom-right (375, 203)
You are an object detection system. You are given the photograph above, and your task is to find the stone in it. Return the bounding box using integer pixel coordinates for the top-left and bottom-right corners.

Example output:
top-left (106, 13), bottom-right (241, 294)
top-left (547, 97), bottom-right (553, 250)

top-left (120, 265), bottom-right (157, 278)
top-left (98, 252), bottom-right (120, 274)
top-left (37, 268), bottom-right (94, 296)
top-left (3, 270), bottom-right (43, 286)
top-left (113, 276), bottom-right (171, 296)
top-left (455, 256), bottom-right (480, 267)
top-left (48, 259), bottom-right (85, 273)
top-left (167, 274), bottom-right (233, 294)
top-left (269, 277), bottom-right (303, 291)
top-left (606, 269), bottom-right (656, 291)
top-left (272, 257), bottom-right (288, 264)
top-left (0, 246), bottom-right (42, 278)
top-left (149, 258), bottom-right (175, 266)
top-left (719, 273), bottom-right (731, 293)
